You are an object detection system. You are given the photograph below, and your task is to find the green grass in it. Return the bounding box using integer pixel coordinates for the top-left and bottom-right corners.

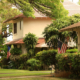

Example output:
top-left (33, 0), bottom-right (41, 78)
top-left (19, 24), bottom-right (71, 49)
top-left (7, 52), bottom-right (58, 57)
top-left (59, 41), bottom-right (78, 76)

top-left (0, 69), bottom-right (72, 80)
top-left (0, 69), bottom-right (52, 77)
top-left (0, 77), bottom-right (71, 80)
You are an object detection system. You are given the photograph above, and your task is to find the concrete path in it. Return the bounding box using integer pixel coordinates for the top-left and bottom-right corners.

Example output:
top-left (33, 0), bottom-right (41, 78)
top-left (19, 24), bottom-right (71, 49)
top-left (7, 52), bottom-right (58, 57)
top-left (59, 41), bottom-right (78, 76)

top-left (0, 75), bottom-right (53, 79)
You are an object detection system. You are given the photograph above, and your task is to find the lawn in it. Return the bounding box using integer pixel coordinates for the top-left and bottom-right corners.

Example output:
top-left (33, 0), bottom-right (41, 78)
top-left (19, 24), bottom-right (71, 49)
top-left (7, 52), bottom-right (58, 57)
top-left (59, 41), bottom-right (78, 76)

top-left (0, 69), bottom-right (71, 80)
top-left (0, 69), bottom-right (52, 77)
top-left (0, 77), bottom-right (71, 80)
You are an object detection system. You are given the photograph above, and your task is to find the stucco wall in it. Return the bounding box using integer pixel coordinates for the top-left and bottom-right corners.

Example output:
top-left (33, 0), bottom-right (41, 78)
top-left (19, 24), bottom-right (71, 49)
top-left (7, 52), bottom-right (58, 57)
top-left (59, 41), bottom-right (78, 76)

top-left (21, 44), bottom-right (27, 54)
top-left (23, 18), bottom-right (52, 38)
top-left (13, 20), bottom-right (23, 40)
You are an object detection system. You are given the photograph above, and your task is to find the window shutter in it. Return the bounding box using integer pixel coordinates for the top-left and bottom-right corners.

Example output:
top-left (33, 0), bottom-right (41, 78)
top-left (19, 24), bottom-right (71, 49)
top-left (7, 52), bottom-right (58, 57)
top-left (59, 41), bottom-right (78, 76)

top-left (14, 23), bottom-right (17, 34)
top-left (20, 21), bottom-right (21, 30)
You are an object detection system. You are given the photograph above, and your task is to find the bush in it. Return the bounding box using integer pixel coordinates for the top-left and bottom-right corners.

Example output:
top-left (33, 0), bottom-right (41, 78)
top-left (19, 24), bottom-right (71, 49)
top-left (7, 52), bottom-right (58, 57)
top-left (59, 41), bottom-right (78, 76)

top-left (23, 33), bottom-right (38, 57)
top-left (10, 47), bottom-right (22, 55)
top-left (36, 49), bottom-right (57, 66)
top-left (9, 54), bottom-right (28, 69)
top-left (2, 65), bottom-right (8, 69)
top-left (66, 49), bottom-right (78, 53)
top-left (56, 53), bottom-right (80, 79)
top-left (1, 57), bottom-right (10, 69)
top-left (19, 64), bottom-right (25, 69)
top-left (26, 58), bottom-right (41, 71)
top-left (0, 45), bottom-right (8, 57)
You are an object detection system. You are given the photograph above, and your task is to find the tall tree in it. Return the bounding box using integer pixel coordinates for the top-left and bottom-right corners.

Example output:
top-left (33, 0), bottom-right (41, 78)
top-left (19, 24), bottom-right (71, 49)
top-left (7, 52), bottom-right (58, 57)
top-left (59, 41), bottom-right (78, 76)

top-left (23, 33), bottom-right (38, 58)
top-left (0, 0), bottom-right (20, 57)
top-left (0, 0), bottom-right (20, 36)
top-left (78, 0), bottom-right (80, 5)
top-left (7, 0), bottom-right (68, 19)
top-left (43, 14), bottom-right (80, 48)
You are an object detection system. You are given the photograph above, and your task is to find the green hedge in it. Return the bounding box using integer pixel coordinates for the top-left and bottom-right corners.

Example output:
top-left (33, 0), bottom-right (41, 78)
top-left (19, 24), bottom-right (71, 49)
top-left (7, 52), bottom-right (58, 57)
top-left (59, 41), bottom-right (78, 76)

top-left (50, 49), bottom-right (78, 53)
top-left (10, 48), bottom-right (22, 55)
top-left (26, 58), bottom-right (41, 71)
top-left (66, 49), bottom-right (78, 53)
top-left (36, 49), bottom-right (57, 66)
top-left (56, 53), bottom-right (80, 78)
top-left (9, 54), bottom-right (28, 69)
top-left (0, 57), bottom-right (10, 69)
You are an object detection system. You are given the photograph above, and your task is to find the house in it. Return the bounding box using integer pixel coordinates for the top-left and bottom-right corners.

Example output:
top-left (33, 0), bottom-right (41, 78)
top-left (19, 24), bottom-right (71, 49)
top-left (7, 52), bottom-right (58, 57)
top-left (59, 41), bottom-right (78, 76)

top-left (63, 0), bottom-right (80, 16)
top-left (4, 0), bottom-right (80, 53)
top-left (4, 11), bottom-right (52, 54)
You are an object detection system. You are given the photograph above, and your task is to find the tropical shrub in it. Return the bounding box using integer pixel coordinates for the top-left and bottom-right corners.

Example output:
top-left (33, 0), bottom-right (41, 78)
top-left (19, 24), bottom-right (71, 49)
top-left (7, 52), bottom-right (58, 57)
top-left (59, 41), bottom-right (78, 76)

top-left (10, 47), bottom-right (22, 55)
top-left (23, 33), bottom-right (38, 57)
top-left (3, 45), bottom-right (8, 55)
top-left (0, 57), bottom-right (10, 69)
top-left (27, 58), bottom-right (41, 71)
top-left (0, 53), bottom-right (4, 57)
top-left (0, 45), bottom-right (8, 58)
top-left (18, 54), bottom-right (28, 69)
top-left (56, 53), bottom-right (80, 79)
top-left (9, 54), bottom-right (28, 69)
top-left (54, 49), bottom-right (78, 53)
top-left (36, 49), bottom-right (57, 66)
top-left (43, 14), bottom-right (80, 48)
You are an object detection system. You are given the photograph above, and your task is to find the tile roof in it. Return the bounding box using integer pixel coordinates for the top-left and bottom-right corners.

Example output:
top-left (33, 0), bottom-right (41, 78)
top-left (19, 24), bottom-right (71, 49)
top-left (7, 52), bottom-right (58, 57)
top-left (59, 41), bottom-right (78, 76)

top-left (59, 0), bottom-right (80, 32)
top-left (5, 38), bottom-right (48, 47)
top-left (63, 0), bottom-right (80, 16)
top-left (37, 38), bottom-right (45, 44)
top-left (36, 38), bottom-right (48, 47)
top-left (6, 38), bottom-right (23, 45)
top-left (4, 11), bottom-right (50, 23)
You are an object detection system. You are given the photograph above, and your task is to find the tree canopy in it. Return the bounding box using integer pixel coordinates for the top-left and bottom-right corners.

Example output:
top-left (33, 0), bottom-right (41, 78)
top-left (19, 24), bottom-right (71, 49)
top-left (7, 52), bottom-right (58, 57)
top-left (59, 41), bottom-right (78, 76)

top-left (0, 0), bottom-right (20, 35)
top-left (7, 0), bottom-right (68, 19)
top-left (43, 14), bottom-right (80, 48)
top-left (23, 33), bottom-right (38, 57)
top-left (78, 0), bottom-right (80, 5)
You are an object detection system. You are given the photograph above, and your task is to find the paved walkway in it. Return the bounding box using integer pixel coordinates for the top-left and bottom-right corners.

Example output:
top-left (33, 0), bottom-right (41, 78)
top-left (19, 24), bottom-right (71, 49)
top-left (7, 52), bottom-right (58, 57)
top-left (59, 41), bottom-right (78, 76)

top-left (0, 75), bottom-right (53, 79)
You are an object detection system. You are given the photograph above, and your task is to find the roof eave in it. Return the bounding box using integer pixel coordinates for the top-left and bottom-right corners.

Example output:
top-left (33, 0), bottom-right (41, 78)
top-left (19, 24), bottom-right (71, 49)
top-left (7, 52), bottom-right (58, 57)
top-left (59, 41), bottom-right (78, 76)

top-left (59, 22), bottom-right (80, 32)
top-left (3, 17), bottom-right (51, 23)
top-left (59, 29), bottom-right (72, 32)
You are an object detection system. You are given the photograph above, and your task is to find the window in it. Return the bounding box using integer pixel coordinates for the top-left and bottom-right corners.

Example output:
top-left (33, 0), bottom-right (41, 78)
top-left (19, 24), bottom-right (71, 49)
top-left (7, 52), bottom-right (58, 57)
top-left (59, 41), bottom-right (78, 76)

top-left (20, 21), bottom-right (21, 30)
top-left (14, 23), bottom-right (17, 34)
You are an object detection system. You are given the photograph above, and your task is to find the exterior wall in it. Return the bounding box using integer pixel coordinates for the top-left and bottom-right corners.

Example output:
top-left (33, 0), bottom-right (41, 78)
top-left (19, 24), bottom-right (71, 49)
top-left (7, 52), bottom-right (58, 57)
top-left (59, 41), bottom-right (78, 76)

top-left (21, 44), bottom-right (27, 54)
top-left (11, 17), bottom-right (52, 54)
top-left (13, 20), bottom-right (23, 40)
top-left (23, 18), bottom-right (52, 38)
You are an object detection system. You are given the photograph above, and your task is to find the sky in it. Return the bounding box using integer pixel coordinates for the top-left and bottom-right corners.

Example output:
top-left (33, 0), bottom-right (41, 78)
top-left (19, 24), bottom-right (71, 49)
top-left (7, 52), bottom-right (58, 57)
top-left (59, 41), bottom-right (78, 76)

top-left (7, 0), bottom-right (80, 41)
top-left (69, 0), bottom-right (79, 4)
